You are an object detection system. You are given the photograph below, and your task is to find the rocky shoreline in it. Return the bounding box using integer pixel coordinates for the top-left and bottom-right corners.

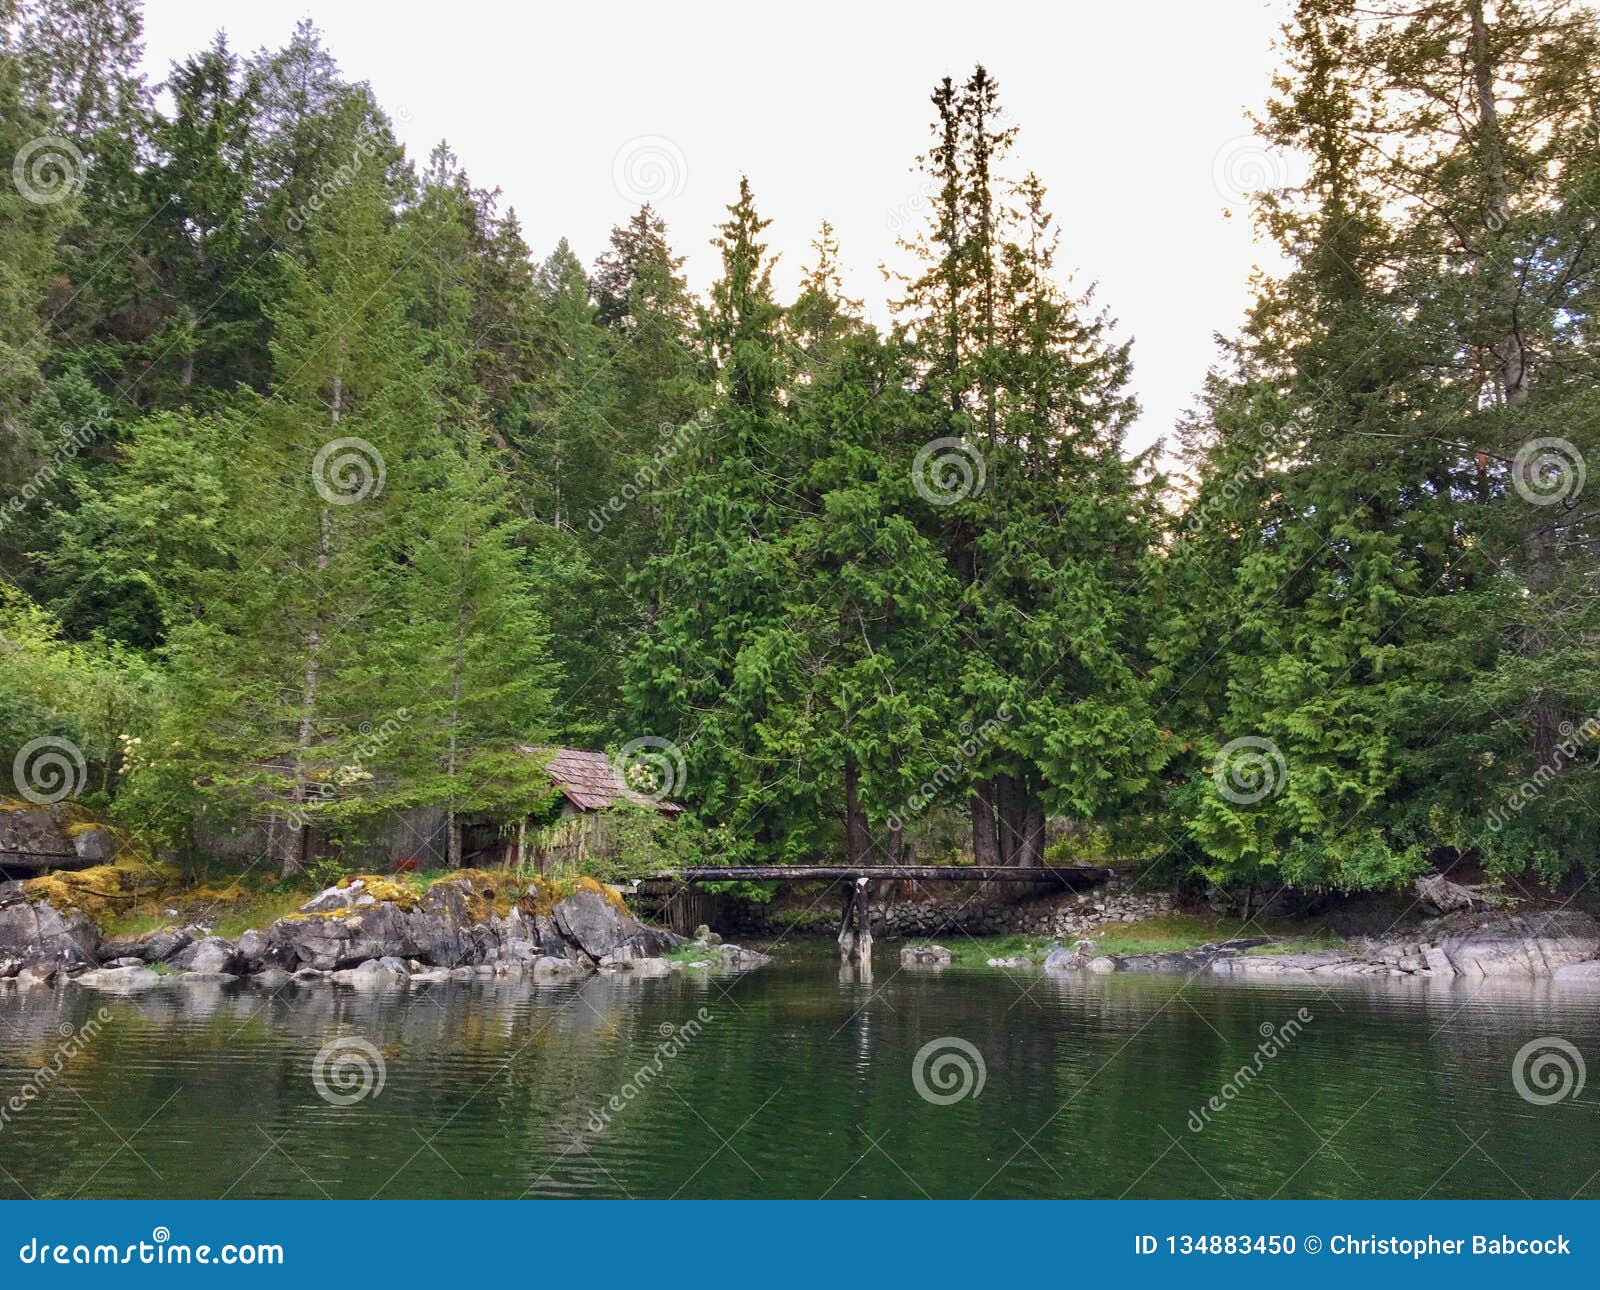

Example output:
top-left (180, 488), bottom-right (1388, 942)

top-left (0, 872), bottom-right (770, 993)
top-left (901, 902), bottom-right (1600, 983)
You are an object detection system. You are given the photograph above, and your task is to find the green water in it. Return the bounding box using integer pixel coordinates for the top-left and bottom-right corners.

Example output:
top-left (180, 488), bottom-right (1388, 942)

top-left (1, 946), bottom-right (1596, 1199)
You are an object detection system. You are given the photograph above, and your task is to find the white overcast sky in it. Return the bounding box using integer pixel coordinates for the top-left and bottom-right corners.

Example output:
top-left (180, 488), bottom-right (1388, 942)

top-left (139, 0), bottom-right (1293, 457)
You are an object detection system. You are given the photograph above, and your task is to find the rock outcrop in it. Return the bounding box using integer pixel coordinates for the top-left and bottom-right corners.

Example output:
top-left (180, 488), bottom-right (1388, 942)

top-left (261, 876), bottom-right (552, 972)
top-left (1413, 873), bottom-right (1480, 916)
top-left (0, 883), bottom-right (101, 970)
top-left (1206, 909), bottom-right (1599, 981)
top-left (554, 887), bottom-right (681, 963)
top-left (1, 870), bottom-right (768, 990)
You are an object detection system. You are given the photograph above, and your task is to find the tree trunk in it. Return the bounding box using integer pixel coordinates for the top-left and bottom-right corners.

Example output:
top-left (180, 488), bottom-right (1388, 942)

top-left (446, 585), bottom-right (468, 869)
top-left (971, 780), bottom-right (1000, 866)
top-left (994, 772), bottom-right (1019, 865)
top-left (282, 342), bottom-right (343, 879)
top-left (844, 755), bottom-right (871, 868)
top-left (886, 817), bottom-right (904, 865)
top-left (1016, 799), bottom-right (1045, 868)
top-left (283, 504), bottom-right (331, 879)
top-left (1469, 0), bottom-right (1527, 406)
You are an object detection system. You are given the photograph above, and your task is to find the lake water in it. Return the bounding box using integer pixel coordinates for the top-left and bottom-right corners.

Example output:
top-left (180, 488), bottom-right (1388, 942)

top-left (1, 945), bottom-right (1596, 1199)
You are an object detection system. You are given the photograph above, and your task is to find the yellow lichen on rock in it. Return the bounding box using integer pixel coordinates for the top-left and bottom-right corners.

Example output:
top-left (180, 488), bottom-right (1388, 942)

top-left (338, 875), bottom-right (422, 910)
top-left (516, 872), bottom-right (633, 918)
top-left (21, 861), bottom-right (169, 923)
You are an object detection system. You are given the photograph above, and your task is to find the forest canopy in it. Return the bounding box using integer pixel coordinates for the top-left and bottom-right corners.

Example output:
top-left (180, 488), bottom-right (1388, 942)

top-left (2, 0), bottom-right (1597, 895)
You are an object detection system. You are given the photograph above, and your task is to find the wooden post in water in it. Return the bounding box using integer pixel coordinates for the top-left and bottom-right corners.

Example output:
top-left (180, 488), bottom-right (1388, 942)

top-left (837, 875), bottom-right (872, 964)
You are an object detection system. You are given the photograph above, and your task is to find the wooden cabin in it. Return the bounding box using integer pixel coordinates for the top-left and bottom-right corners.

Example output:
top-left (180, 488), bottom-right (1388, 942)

top-left (479, 747), bottom-right (684, 873)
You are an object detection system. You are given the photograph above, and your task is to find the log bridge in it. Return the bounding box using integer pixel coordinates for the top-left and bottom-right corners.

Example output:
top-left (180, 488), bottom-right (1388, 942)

top-left (632, 865), bottom-right (1114, 964)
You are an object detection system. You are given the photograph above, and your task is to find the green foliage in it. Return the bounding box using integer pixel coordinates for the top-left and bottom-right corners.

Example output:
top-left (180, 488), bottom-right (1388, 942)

top-left (2, 3), bottom-right (1595, 901)
top-left (0, 582), bottom-right (162, 810)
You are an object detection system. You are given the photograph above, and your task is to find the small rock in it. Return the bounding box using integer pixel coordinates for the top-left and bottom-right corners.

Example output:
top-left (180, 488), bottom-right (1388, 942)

top-left (900, 944), bottom-right (954, 966)
top-left (331, 957), bottom-right (409, 986)
top-left (17, 961), bottom-right (58, 988)
top-left (172, 936), bottom-right (243, 975)
top-left (1088, 956), bottom-right (1117, 974)
top-left (70, 826), bottom-right (114, 864)
top-left (299, 880), bottom-right (362, 914)
top-left (74, 964), bottom-right (163, 991)
top-left (1414, 873), bottom-right (1477, 916)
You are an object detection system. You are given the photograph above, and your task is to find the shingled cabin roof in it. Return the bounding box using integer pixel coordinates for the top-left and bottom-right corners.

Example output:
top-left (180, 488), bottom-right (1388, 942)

top-left (521, 747), bottom-right (685, 816)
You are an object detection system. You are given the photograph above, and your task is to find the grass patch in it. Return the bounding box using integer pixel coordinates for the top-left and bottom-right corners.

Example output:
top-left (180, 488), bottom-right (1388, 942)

top-left (940, 934), bottom-right (1047, 967)
top-left (1093, 914), bottom-right (1245, 954)
top-left (99, 909), bottom-right (176, 940)
top-left (1243, 934), bottom-right (1346, 956)
top-left (665, 944), bottom-right (716, 966)
top-left (209, 889), bottom-right (312, 940)
top-left (927, 914), bottom-right (1348, 968)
